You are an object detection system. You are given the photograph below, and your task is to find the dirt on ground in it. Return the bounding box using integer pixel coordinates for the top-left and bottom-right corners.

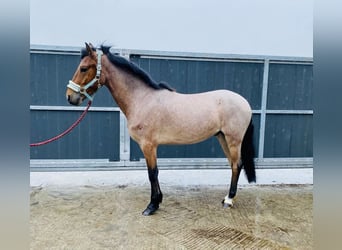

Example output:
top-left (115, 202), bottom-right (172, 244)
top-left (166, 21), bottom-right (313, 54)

top-left (30, 184), bottom-right (312, 250)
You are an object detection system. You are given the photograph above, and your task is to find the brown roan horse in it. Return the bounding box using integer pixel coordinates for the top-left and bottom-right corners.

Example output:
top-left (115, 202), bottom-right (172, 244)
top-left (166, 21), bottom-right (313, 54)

top-left (66, 43), bottom-right (256, 216)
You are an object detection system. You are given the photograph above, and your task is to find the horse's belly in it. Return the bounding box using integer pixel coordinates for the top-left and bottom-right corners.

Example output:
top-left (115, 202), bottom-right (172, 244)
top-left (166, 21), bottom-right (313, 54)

top-left (158, 133), bottom-right (215, 145)
top-left (157, 119), bottom-right (220, 145)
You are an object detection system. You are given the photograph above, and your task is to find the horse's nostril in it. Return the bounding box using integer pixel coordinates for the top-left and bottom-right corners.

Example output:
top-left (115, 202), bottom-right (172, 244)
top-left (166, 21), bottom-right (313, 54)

top-left (67, 95), bottom-right (71, 101)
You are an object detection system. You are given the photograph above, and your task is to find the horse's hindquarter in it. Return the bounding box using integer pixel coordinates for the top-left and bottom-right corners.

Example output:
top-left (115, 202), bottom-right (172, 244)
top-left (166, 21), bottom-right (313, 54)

top-left (130, 89), bottom-right (252, 145)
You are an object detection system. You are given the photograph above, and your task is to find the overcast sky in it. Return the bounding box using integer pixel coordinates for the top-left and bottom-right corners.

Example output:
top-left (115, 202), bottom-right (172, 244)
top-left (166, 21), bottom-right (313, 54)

top-left (30, 0), bottom-right (312, 57)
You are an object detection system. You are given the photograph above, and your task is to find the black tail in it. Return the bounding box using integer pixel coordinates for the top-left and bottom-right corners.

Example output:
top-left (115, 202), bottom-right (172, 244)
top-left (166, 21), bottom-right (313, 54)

top-left (241, 119), bottom-right (256, 183)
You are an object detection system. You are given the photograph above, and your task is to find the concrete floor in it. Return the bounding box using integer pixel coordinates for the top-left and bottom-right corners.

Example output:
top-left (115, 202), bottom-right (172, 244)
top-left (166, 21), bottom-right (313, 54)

top-left (30, 183), bottom-right (312, 249)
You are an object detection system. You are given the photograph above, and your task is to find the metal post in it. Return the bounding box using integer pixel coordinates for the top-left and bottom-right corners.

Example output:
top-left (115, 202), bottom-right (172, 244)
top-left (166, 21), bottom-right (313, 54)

top-left (119, 50), bottom-right (131, 164)
top-left (119, 111), bottom-right (130, 162)
top-left (258, 59), bottom-right (270, 159)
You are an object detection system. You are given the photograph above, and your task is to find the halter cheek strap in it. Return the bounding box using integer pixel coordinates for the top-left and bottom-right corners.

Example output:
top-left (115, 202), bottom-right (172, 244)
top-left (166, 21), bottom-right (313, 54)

top-left (67, 49), bottom-right (103, 101)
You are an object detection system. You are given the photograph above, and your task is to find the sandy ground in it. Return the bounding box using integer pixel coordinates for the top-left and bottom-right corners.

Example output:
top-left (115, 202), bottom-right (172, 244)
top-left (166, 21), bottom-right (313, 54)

top-left (30, 184), bottom-right (312, 250)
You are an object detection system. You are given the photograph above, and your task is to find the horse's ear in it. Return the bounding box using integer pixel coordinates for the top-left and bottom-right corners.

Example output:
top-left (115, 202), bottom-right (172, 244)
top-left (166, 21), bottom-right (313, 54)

top-left (85, 42), bottom-right (93, 56)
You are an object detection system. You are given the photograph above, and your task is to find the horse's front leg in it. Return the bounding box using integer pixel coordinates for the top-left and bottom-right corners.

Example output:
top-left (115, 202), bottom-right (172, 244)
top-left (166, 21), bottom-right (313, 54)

top-left (140, 143), bottom-right (163, 216)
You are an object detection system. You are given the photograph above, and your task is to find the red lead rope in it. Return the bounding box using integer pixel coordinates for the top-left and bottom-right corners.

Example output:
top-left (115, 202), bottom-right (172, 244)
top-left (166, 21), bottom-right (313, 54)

top-left (30, 101), bottom-right (92, 147)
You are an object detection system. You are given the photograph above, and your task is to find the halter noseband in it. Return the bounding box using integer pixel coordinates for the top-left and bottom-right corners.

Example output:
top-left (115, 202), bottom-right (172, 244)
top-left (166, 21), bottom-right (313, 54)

top-left (67, 49), bottom-right (103, 101)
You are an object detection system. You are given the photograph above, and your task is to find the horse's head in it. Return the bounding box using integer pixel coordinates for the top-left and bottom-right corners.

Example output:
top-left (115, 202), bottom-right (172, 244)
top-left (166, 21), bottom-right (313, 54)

top-left (66, 42), bottom-right (103, 105)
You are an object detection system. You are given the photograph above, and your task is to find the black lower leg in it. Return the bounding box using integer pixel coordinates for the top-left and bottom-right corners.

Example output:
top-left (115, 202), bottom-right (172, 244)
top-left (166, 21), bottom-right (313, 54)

top-left (148, 167), bottom-right (163, 204)
top-left (228, 165), bottom-right (243, 199)
top-left (142, 167), bottom-right (163, 216)
top-left (223, 166), bottom-right (242, 208)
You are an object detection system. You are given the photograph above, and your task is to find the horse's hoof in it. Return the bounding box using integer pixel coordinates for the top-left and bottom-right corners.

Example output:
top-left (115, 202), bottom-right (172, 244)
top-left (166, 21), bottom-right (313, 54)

top-left (222, 202), bottom-right (233, 208)
top-left (221, 196), bottom-right (233, 208)
top-left (142, 203), bottom-right (158, 216)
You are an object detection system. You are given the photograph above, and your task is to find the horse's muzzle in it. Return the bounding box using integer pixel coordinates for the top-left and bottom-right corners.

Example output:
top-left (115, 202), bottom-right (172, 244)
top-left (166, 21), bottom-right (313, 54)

top-left (67, 92), bottom-right (83, 106)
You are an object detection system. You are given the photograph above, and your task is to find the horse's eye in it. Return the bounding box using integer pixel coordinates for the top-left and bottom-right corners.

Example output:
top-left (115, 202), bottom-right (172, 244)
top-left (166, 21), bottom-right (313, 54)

top-left (80, 67), bottom-right (88, 73)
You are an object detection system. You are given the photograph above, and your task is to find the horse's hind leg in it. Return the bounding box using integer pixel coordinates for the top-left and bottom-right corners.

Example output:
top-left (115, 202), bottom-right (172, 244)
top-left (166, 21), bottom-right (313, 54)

top-left (216, 133), bottom-right (242, 208)
top-left (140, 142), bottom-right (163, 216)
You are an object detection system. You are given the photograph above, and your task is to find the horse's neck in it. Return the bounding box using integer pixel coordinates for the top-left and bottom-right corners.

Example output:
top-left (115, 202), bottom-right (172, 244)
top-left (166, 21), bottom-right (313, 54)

top-left (104, 63), bottom-right (151, 118)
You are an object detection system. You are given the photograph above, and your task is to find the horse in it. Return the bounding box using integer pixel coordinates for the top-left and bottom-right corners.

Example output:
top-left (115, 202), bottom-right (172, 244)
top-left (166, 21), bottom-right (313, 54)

top-left (66, 43), bottom-right (256, 216)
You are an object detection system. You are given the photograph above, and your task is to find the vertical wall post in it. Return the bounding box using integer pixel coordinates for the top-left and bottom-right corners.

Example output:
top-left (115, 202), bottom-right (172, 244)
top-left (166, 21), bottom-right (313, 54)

top-left (119, 50), bottom-right (131, 164)
top-left (119, 111), bottom-right (130, 162)
top-left (258, 59), bottom-right (270, 159)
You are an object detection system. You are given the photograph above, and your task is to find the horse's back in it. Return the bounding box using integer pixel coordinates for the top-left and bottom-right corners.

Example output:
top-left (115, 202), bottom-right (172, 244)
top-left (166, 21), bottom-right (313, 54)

top-left (170, 89), bottom-right (251, 120)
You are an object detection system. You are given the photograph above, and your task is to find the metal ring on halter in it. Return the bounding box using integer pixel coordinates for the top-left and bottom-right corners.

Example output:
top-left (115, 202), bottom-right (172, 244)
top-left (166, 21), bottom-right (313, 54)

top-left (67, 49), bottom-right (103, 102)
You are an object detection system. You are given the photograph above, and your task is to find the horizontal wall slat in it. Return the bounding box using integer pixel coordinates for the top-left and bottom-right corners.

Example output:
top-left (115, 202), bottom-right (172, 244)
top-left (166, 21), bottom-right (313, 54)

top-left (30, 157), bottom-right (313, 172)
top-left (30, 105), bottom-right (121, 112)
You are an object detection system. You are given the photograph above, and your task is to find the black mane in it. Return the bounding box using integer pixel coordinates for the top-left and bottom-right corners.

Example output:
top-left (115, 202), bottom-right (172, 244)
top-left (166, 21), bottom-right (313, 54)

top-left (81, 45), bottom-right (175, 91)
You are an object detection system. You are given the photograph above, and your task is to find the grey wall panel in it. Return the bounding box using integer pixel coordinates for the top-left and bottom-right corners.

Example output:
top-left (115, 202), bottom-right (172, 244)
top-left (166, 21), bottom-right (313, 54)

top-left (31, 110), bottom-right (120, 160)
top-left (264, 114), bottom-right (313, 157)
top-left (130, 57), bottom-right (264, 110)
top-left (267, 63), bottom-right (313, 110)
top-left (30, 53), bottom-right (117, 107)
top-left (30, 54), bottom-right (79, 106)
top-left (30, 48), bottom-right (313, 165)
